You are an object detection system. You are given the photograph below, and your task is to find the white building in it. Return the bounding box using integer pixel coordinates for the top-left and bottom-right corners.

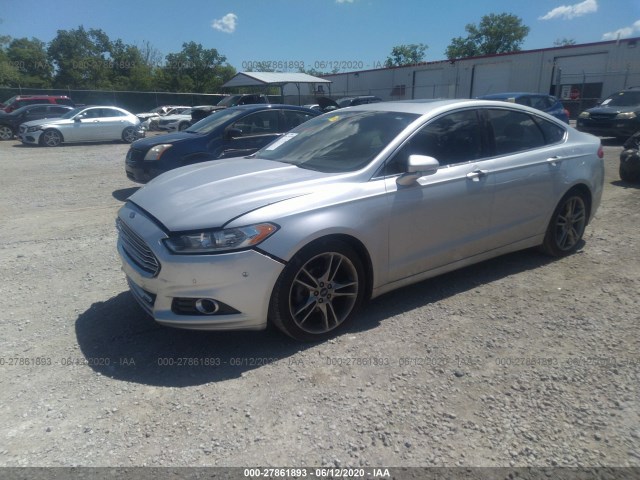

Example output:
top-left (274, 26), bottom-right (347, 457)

top-left (283, 36), bottom-right (640, 117)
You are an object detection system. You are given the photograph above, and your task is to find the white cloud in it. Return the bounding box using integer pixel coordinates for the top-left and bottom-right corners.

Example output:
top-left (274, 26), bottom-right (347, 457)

top-left (539, 0), bottom-right (597, 20)
top-left (212, 13), bottom-right (238, 33)
top-left (602, 19), bottom-right (640, 40)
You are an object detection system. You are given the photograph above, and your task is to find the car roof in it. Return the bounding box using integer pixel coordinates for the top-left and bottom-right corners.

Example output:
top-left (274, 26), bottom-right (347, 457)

top-left (479, 92), bottom-right (551, 99)
top-left (226, 104), bottom-right (320, 113)
top-left (338, 98), bottom-right (564, 119)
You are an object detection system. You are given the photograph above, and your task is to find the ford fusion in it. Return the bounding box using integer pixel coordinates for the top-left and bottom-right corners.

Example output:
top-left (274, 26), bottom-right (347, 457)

top-left (116, 99), bottom-right (604, 341)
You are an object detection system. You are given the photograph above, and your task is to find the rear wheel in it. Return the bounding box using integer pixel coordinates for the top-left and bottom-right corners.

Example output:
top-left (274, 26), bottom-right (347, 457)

top-left (541, 191), bottom-right (588, 257)
top-left (178, 122), bottom-right (190, 131)
top-left (269, 239), bottom-right (365, 342)
top-left (122, 126), bottom-right (137, 143)
top-left (40, 129), bottom-right (62, 147)
top-left (0, 125), bottom-right (14, 140)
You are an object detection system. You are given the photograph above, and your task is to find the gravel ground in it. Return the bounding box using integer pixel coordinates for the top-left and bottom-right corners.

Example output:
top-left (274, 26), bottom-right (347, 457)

top-left (0, 135), bottom-right (638, 470)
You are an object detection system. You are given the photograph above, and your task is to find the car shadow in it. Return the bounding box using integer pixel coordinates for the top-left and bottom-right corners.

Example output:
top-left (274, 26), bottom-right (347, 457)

top-left (75, 248), bottom-right (556, 387)
top-left (611, 179), bottom-right (640, 190)
top-left (112, 187), bottom-right (140, 202)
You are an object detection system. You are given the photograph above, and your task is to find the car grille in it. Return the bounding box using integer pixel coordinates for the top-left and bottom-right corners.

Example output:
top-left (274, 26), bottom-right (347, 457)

top-left (116, 218), bottom-right (160, 277)
top-left (126, 148), bottom-right (145, 165)
top-left (589, 113), bottom-right (615, 122)
top-left (127, 277), bottom-right (156, 316)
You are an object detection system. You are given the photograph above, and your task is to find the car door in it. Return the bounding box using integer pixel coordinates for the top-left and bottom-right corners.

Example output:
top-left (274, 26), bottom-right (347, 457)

top-left (23, 105), bottom-right (50, 123)
top-left (383, 109), bottom-right (496, 282)
top-left (218, 110), bottom-right (283, 158)
top-left (67, 108), bottom-right (103, 142)
top-left (483, 108), bottom-right (565, 247)
top-left (95, 108), bottom-right (128, 140)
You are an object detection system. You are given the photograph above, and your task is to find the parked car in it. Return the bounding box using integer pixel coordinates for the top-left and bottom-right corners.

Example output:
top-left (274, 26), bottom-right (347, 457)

top-left (619, 131), bottom-right (640, 183)
top-left (137, 106), bottom-right (190, 130)
top-left (577, 88), bottom-right (640, 139)
top-left (156, 106), bottom-right (216, 132)
top-left (478, 92), bottom-right (570, 123)
top-left (125, 104), bottom-right (319, 183)
top-left (0, 104), bottom-right (74, 140)
top-left (19, 106), bottom-right (144, 147)
top-left (117, 99), bottom-right (604, 341)
top-left (215, 94), bottom-right (270, 108)
top-left (2, 95), bottom-right (75, 113)
top-left (317, 96), bottom-right (383, 112)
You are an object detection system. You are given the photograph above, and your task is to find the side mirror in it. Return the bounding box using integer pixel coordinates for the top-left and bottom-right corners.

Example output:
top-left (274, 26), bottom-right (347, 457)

top-left (396, 155), bottom-right (440, 186)
top-left (74, 116), bottom-right (82, 122)
top-left (225, 127), bottom-right (243, 139)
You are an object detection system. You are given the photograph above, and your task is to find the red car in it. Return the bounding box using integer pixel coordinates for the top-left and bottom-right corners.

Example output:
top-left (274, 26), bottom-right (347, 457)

top-left (2, 95), bottom-right (75, 113)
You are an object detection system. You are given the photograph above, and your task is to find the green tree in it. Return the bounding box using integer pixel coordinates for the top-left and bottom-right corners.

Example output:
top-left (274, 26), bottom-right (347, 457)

top-left (7, 37), bottom-right (53, 88)
top-left (0, 36), bottom-right (20, 87)
top-left (109, 40), bottom-right (154, 90)
top-left (445, 13), bottom-right (529, 60)
top-left (48, 26), bottom-right (113, 88)
top-left (159, 41), bottom-right (235, 93)
top-left (553, 38), bottom-right (576, 47)
top-left (385, 43), bottom-right (428, 67)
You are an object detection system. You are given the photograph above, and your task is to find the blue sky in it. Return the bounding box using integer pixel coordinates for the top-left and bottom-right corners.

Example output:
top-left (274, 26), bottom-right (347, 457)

top-left (1, 0), bottom-right (639, 71)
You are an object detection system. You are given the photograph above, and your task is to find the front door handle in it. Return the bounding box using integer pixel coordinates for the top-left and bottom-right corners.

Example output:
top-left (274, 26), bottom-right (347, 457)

top-left (547, 156), bottom-right (563, 166)
top-left (466, 169), bottom-right (488, 181)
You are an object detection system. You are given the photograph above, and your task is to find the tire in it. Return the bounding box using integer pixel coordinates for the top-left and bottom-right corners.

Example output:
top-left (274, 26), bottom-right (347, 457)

top-left (40, 129), bottom-right (62, 147)
top-left (122, 126), bottom-right (138, 144)
top-left (619, 160), bottom-right (640, 183)
top-left (269, 239), bottom-right (365, 342)
top-left (0, 125), bottom-right (14, 140)
top-left (178, 122), bottom-right (190, 131)
top-left (541, 191), bottom-right (588, 257)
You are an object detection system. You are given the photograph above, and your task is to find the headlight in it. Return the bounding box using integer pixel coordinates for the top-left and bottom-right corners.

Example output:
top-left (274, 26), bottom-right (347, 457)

top-left (578, 112), bottom-right (590, 119)
top-left (27, 126), bottom-right (43, 133)
top-left (615, 112), bottom-right (637, 120)
top-left (144, 144), bottom-right (173, 161)
top-left (164, 223), bottom-right (278, 254)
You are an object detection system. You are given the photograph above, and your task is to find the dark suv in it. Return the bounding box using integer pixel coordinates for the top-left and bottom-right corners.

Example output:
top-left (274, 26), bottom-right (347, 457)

top-left (0, 103), bottom-right (75, 140)
top-left (2, 95), bottom-right (75, 113)
top-left (577, 88), bottom-right (640, 139)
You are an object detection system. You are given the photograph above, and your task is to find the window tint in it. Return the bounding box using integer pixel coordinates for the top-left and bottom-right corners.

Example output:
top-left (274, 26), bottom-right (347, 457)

top-left (486, 109), bottom-right (545, 155)
top-left (100, 108), bottom-right (126, 117)
top-left (56, 98), bottom-right (74, 106)
top-left (50, 106), bottom-right (71, 115)
top-left (29, 106), bottom-right (49, 114)
top-left (282, 110), bottom-right (316, 130)
top-left (533, 116), bottom-right (566, 144)
top-left (232, 110), bottom-right (280, 135)
top-left (384, 109), bottom-right (483, 175)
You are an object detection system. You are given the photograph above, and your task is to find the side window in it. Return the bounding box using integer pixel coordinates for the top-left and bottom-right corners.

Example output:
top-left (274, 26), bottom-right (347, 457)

top-left (384, 109), bottom-right (483, 175)
top-left (533, 116), bottom-right (566, 145)
top-left (282, 110), bottom-right (316, 130)
top-left (486, 109), bottom-right (545, 155)
top-left (231, 110), bottom-right (280, 135)
top-left (29, 106), bottom-right (49, 115)
top-left (49, 106), bottom-right (70, 115)
top-left (81, 109), bottom-right (99, 119)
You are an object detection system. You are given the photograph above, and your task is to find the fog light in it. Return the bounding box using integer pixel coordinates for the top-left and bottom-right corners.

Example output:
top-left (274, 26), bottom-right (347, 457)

top-left (195, 298), bottom-right (220, 315)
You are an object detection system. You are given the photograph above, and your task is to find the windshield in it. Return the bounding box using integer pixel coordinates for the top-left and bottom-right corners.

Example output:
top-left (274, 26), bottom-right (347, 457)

top-left (61, 107), bottom-right (85, 119)
top-left (602, 91), bottom-right (640, 107)
top-left (217, 95), bottom-right (242, 107)
top-left (255, 110), bottom-right (419, 172)
top-left (185, 108), bottom-right (247, 134)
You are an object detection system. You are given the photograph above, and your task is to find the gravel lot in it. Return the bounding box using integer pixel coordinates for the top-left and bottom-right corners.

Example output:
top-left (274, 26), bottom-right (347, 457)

top-left (0, 134), bottom-right (638, 470)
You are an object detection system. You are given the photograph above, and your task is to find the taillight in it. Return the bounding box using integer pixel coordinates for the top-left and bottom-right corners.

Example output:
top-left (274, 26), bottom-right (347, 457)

top-left (597, 145), bottom-right (604, 159)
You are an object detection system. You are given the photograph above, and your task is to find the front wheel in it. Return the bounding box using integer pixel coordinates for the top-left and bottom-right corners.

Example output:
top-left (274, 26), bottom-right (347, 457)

top-left (541, 192), bottom-right (588, 257)
top-left (269, 239), bottom-right (365, 342)
top-left (0, 125), bottom-right (14, 140)
top-left (619, 160), bottom-right (640, 183)
top-left (122, 126), bottom-right (138, 143)
top-left (40, 129), bottom-right (62, 147)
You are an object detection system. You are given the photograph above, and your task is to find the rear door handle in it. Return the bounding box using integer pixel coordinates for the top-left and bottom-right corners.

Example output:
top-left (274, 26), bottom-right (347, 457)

top-left (546, 156), bottom-right (563, 166)
top-left (466, 169), bottom-right (488, 181)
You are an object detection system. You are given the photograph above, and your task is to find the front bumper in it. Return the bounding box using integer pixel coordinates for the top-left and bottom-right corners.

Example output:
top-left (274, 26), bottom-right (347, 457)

top-left (577, 119), bottom-right (640, 138)
top-left (116, 203), bottom-right (285, 331)
top-left (19, 127), bottom-right (44, 145)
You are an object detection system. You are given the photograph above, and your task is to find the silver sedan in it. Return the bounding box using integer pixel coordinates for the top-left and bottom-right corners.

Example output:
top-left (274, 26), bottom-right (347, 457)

top-left (117, 99), bottom-right (604, 341)
top-left (19, 106), bottom-right (143, 146)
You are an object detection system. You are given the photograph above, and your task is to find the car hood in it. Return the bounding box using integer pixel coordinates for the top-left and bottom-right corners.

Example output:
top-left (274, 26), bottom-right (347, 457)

top-left (588, 105), bottom-right (638, 114)
top-left (131, 131), bottom-right (200, 150)
top-left (159, 114), bottom-right (190, 121)
top-left (128, 158), bottom-right (333, 231)
top-left (21, 118), bottom-right (73, 128)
